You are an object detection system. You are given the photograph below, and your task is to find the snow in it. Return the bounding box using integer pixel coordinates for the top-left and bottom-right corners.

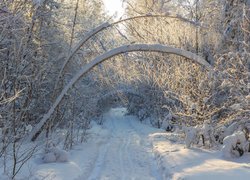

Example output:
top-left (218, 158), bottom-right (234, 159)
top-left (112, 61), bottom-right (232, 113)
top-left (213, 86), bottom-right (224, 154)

top-left (152, 133), bottom-right (250, 180)
top-left (3, 107), bottom-right (250, 179)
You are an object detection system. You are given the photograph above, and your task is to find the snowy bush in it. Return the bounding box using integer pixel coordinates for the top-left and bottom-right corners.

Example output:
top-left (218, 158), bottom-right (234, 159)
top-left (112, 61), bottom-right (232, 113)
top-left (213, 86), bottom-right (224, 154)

top-left (215, 122), bottom-right (237, 144)
top-left (162, 120), bottom-right (173, 132)
top-left (183, 121), bottom-right (216, 148)
top-left (42, 145), bottom-right (69, 163)
top-left (222, 131), bottom-right (249, 158)
top-left (42, 152), bottom-right (57, 163)
top-left (215, 122), bottom-right (250, 144)
top-left (138, 108), bottom-right (149, 122)
top-left (183, 126), bottom-right (199, 148)
top-left (214, 126), bottom-right (227, 144)
top-left (161, 112), bottom-right (174, 132)
top-left (199, 120), bottom-right (216, 147)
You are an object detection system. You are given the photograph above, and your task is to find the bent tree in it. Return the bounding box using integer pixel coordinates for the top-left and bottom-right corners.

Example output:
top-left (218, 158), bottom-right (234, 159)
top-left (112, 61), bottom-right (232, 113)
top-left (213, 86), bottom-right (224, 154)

top-left (55, 14), bottom-right (204, 89)
top-left (27, 44), bottom-right (213, 141)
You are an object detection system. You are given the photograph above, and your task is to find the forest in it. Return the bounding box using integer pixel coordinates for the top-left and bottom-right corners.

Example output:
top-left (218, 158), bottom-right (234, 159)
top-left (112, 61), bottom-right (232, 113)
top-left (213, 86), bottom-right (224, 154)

top-left (0, 0), bottom-right (249, 179)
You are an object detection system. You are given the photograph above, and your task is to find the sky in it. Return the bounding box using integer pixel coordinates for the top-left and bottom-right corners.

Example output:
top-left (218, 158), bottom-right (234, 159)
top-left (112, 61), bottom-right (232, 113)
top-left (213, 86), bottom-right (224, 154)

top-left (103, 0), bottom-right (125, 18)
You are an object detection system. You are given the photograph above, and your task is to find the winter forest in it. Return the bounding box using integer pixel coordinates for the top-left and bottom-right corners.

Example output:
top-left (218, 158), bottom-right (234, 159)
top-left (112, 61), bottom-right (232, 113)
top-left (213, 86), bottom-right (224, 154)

top-left (0, 0), bottom-right (250, 179)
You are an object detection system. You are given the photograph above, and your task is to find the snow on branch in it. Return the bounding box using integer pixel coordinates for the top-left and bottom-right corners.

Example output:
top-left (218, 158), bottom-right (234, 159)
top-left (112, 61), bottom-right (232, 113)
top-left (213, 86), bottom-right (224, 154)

top-left (55, 22), bottom-right (110, 88)
top-left (27, 44), bottom-right (212, 142)
top-left (56, 14), bottom-right (203, 88)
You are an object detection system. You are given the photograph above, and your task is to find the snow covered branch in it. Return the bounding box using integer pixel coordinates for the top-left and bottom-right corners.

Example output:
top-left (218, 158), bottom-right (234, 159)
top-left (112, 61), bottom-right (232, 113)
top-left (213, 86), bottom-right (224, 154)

top-left (56, 14), bottom-right (203, 88)
top-left (27, 44), bottom-right (212, 141)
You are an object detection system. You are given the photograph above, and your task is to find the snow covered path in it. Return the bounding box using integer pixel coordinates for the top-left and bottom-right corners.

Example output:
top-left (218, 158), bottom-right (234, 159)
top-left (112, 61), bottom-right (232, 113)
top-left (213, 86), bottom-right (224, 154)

top-left (27, 107), bottom-right (250, 180)
top-left (81, 108), bottom-right (162, 180)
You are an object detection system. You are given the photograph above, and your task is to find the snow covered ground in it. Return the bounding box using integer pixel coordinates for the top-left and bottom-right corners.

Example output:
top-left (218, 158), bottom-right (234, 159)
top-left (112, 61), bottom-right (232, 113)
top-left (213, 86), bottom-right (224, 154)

top-left (1, 107), bottom-right (250, 180)
top-left (151, 133), bottom-right (250, 180)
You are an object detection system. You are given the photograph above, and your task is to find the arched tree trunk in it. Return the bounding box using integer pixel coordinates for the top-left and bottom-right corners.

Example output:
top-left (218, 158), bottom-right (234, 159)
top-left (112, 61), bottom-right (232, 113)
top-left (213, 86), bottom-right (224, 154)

top-left (27, 44), bottom-right (212, 141)
top-left (55, 14), bottom-right (203, 90)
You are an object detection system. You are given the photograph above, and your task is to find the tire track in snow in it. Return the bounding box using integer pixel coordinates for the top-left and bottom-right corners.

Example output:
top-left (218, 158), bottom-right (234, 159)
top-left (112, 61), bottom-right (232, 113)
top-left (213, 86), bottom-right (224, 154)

top-left (86, 117), bottom-right (116, 180)
top-left (74, 129), bottom-right (112, 180)
top-left (84, 114), bottom-right (116, 180)
top-left (111, 115), bottom-right (126, 180)
top-left (124, 130), bottom-right (134, 177)
top-left (128, 118), bottom-right (163, 180)
top-left (118, 136), bottom-right (126, 180)
top-left (86, 139), bottom-right (111, 180)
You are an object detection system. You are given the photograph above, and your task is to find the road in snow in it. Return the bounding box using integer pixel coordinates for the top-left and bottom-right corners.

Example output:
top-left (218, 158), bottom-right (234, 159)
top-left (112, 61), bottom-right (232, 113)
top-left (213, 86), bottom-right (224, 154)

top-left (18, 107), bottom-right (250, 180)
top-left (81, 108), bottom-right (162, 180)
